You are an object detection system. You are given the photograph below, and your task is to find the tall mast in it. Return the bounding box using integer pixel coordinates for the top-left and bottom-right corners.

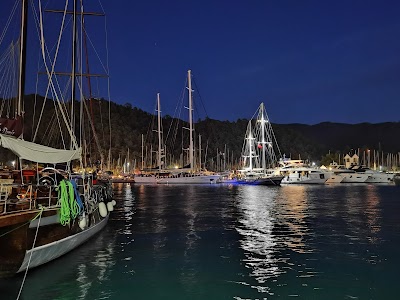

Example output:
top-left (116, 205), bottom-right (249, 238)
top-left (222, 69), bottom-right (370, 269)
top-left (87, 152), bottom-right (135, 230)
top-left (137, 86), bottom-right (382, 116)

top-left (224, 144), bottom-right (227, 171)
top-left (141, 134), bottom-right (144, 170)
top-left (249, 123), bottom-right (253, 171)
top-left (245, 121), bottom-right (255, 171)
top-left (188, 70), bottom-right (194, 171)
top-left (17, 0), bottom-right (28, 118)
top-left (260, 103), bottom-right (266, 173)
top-left (157, 93), bottom-right (163, 172)
top-left (71, 0), bottom-right (77, 148)
top-left (127, 147), bottom-right (130, 172)
top-left (198, 134), bottom-right (202, 171)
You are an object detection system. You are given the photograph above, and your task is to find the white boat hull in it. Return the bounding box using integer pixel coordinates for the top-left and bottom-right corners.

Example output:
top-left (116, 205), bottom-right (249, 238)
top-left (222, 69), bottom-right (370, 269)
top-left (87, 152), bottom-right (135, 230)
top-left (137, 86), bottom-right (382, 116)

top-left (340, 173), bottom-right (370, 183)
top-left (280, 170), bottom-right (328, 184)
top-left (281, 175), bottom-right (327, 184)
top-left (134, 175), bottom-right (157, 184)
top-left (17, 215), bottom-right (109, 273)
top-left (326, 174), bottom-right (344, 183)
top-left (157, 174), bottom-right (221, 184)
top-left (365, 173), bottom-right (395, 183)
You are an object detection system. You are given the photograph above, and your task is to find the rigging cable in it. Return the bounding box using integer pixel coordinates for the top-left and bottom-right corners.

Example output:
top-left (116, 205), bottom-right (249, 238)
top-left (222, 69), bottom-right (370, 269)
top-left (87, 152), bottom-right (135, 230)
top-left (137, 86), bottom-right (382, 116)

top-left (33, 0), bottom-right (72, 144)
top-left (35, 0), bottom-right (77, 149)
top-left (16, 207), bottom-right (44, 300)
top-left (99, 0), bottom-right (112, 169)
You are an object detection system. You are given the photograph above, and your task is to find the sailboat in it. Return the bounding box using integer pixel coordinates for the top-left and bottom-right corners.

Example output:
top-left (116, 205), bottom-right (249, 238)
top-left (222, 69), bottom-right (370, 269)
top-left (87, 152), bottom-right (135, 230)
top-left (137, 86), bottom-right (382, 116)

top-left (237, 103), bottom-right (283, 185)
top-left (0, 0), bottom-right (114, 278)
top-left (134, 93), bottom-right (166, 184)
top-left (156, 70), bottom-right (221, 184)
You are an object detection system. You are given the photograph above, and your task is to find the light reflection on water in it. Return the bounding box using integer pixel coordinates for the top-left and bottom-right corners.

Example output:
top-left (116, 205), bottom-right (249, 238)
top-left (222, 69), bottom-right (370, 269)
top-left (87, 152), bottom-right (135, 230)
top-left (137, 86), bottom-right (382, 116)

top-left (236, 186), bottom-right (280, 289)
top-left (234, 184), bottom-right (386, 298)
top-left (0, 230), bottom-right (117, 300)
top-left (276, 185), bottom-right (312, 254)
top-left (235, 185), bottom-right (314, 294)
top-left (1, 183), bottom-right (397, 300)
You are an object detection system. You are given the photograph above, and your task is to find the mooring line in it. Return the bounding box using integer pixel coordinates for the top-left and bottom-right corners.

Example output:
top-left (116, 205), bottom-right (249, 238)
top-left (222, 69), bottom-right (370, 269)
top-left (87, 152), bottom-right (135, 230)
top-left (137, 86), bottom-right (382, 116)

top-left (16, 207), bottom-right (43, 300)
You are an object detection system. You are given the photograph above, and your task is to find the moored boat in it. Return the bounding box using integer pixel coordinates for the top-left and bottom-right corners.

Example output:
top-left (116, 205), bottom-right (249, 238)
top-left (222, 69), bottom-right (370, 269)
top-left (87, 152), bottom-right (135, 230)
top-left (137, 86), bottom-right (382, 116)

top-left (280, 166), bottom-right (328, 184)
top-left (0, 0), bottom-right (114, 278)
top-left (277, 160), bottom-right (329, 185)
top-left (0, 137), bottom-right (114, 278)
top-left (238, 103), bottom-right (283, 186)
top-left (349, 166), bottom-right (395, 183)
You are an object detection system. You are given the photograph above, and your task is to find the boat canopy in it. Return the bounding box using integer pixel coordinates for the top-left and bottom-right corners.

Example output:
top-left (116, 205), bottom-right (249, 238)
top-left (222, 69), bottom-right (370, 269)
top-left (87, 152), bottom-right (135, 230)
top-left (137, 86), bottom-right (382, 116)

top-left (0, 134), bottom-right (81, 163)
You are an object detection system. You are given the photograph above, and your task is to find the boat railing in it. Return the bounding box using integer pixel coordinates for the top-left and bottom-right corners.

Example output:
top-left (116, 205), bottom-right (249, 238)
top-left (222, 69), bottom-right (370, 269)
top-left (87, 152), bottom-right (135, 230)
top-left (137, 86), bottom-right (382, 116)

top-left (0, 181), bottom-right (61, 214)
top-left (0, 175), bottom-right (95, 215)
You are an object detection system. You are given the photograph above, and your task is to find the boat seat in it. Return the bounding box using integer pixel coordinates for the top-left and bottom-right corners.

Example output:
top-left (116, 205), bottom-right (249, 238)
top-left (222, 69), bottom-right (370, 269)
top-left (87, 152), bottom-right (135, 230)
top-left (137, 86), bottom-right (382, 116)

top-left (0, 179), bottom-right (14, 213)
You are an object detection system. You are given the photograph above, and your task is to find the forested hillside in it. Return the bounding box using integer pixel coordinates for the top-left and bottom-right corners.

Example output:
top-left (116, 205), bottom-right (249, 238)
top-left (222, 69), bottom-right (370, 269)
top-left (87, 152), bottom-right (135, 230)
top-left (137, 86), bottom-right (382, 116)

top-left (1, 94), bottom-right (399, 169)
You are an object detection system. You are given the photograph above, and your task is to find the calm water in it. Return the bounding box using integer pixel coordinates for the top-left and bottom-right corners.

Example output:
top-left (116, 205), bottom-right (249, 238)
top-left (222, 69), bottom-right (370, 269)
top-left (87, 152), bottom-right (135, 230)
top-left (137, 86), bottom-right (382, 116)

top-left (1, 183), bottom-right (399, 299)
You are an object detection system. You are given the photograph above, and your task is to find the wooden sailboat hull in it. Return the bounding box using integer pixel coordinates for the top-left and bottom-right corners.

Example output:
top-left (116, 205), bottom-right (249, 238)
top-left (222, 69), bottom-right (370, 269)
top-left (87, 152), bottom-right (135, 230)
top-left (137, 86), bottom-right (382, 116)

top-left (0, 208), bottom-right (108, 278)
top-left (18, 214), bottom-right (108, 272)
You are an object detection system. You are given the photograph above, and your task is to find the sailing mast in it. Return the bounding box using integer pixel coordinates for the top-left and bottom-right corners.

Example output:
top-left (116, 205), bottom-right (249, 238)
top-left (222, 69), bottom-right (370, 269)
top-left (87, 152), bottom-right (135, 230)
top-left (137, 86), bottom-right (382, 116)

top-left (199, 134), bottom-right (202, 171)
top-left (156, 93), bottom-right (163, 172)
top-left (70, 0), bottom-right (77, 149)
top-left (141, 134), bottom-right (144, 170)
top-left (259, 103), bottom-right (266, 173)
top-left (17, 0), bottom-right (28, 119)
top-left (187, 70), bottom-right (194, 172)
top-left (42, 2), bottom-right (106, 163)
top-left (0, 0), bottom-right (27, 138)
top-left (244, 121), bottom-right (255, 171)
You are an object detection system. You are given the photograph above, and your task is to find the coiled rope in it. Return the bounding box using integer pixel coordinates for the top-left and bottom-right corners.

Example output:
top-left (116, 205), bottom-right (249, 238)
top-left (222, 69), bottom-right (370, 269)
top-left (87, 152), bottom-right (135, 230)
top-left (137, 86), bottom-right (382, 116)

top-left (58, 180), bottom-right (80, 226)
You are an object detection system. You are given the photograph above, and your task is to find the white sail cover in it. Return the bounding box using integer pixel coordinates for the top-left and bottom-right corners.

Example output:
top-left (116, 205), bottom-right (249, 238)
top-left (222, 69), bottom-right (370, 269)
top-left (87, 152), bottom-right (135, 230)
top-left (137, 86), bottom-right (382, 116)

top-left (0, 134), bottom-right (81, 163)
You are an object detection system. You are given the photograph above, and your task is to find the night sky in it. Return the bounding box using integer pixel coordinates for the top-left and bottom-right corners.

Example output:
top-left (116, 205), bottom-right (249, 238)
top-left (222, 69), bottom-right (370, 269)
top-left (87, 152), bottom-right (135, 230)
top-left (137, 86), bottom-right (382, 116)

top-left (2, 0), bottom-right (400, 124)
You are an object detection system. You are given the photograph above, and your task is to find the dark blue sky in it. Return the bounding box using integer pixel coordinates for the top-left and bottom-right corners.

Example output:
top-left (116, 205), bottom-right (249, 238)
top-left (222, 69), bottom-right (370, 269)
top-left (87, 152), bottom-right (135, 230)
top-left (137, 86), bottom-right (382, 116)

top-left (2, 0), bottom-right (400, 124)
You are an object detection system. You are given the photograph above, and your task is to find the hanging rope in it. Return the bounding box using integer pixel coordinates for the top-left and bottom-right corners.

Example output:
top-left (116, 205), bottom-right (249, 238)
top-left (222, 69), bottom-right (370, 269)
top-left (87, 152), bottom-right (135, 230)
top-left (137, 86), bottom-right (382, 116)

top-left (70, 179), bottom-right (84, 213)
top-left (58, 179), bottom-right (80, 226)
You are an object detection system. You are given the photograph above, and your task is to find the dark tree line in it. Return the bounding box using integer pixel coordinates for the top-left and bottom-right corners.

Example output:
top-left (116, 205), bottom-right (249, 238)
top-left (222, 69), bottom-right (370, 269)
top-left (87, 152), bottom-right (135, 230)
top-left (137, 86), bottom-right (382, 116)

top-left (1, 94), bottom-right (400, 170)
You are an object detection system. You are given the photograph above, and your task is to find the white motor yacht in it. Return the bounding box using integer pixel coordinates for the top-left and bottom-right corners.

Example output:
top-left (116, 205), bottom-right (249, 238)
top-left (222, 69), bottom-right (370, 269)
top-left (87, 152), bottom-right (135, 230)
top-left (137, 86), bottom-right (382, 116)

top-left (280, 166), bottom-right (328, 184)
top-left (278, 159), bottom-right (329, 184)
top-left (349, 166), bottom-right (394, 183)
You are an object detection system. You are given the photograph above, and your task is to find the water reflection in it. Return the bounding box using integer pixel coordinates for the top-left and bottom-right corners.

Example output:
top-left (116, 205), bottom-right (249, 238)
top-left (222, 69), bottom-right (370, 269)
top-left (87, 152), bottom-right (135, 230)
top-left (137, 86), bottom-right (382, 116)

top-left (0, 231), bottom-right (117, 300)
top-left (152, 186), bottom-right (167, 256)
top-left (276, 186), bottom-right (313, 254)
top-left (364, 185), bottom-right (381, 243)
top-left (180, 185), bottom-right (201, 292)
top-left (76, 236), bottom-right (116, 299)
top-left (235, 186), bottom-right (280, 294)
top-left (113, 183), bottom-right (136, 275)
top-left (343, 184), bottom-right (382, 244)
top-left (235, 185), bottom-right (316, 294)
